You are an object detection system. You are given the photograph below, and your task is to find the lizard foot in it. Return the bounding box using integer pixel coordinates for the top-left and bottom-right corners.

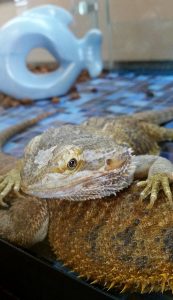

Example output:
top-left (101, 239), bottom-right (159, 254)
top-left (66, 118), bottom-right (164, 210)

top-left (137, 173), bottom-right (173, 209)
top-left (0, 169), bottom-right (21, 207)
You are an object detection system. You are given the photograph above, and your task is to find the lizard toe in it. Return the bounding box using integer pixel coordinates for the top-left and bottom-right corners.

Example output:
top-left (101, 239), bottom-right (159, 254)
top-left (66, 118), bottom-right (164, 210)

top-left (139, 173), bottom-right (173, 209)
top-left (0, 169), bottom-right (21, 200)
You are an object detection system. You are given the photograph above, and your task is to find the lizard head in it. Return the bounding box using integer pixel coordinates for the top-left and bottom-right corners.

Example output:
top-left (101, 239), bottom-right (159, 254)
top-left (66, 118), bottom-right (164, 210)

top-left (21, 125), bottom-right (135, 200)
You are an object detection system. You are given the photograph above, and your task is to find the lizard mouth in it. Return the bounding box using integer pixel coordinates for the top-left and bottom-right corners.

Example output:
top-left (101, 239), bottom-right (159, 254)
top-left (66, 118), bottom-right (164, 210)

top-left (22, 171), bottom-right (108, 198)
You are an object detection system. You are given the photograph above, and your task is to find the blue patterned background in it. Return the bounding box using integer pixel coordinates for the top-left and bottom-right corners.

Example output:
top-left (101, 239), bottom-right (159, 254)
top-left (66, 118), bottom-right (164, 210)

top-left (1, 71), bottom-right (173, 161)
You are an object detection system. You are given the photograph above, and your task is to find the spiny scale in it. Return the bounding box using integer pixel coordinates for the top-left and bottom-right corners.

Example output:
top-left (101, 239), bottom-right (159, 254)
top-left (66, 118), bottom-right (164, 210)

top-left (48, 183), bottom-right (173, 293)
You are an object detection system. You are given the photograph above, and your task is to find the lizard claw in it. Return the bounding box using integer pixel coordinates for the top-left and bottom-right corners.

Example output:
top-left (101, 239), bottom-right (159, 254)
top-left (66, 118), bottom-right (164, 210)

top-left (0, 169), bottom-right (21, 206)
top-left (0, 196), bottom-right (9, 208)
top-left (137, 173), bottom-right (173, 209)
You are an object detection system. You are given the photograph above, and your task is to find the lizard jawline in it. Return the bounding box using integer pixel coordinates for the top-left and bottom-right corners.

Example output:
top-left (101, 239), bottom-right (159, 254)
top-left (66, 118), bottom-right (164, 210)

top-left (22, 156), bottom-right (136, 201)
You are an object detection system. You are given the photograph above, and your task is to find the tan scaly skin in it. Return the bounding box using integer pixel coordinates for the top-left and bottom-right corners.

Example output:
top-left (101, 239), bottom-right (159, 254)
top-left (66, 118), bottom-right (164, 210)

top-left (1, 167), bottom-right (173, 293)
top-left (1, 110), bottom-right (173, 292)
top-left (1, 108), bottom-right (173, 208)
top-left (0, 111), bottom-right (56, 206)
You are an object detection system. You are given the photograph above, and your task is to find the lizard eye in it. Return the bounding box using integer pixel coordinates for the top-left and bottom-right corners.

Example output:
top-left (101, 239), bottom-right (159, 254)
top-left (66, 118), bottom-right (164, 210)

top-left (67, 158), bottom-right (77, 170)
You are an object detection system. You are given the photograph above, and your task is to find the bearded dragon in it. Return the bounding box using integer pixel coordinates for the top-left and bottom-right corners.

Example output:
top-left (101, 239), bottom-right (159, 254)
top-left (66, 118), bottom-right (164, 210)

top-left (1, 108), bottom-right (173, 208)
top-left (1, 170), bottom-right (173, 293)
top-left (1, 110), bottom-right (173, 293)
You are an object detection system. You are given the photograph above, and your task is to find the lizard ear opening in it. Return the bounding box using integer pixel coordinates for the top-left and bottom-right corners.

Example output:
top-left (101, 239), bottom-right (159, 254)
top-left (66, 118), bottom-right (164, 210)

top-left (105, 158), bottom-right (126, 171)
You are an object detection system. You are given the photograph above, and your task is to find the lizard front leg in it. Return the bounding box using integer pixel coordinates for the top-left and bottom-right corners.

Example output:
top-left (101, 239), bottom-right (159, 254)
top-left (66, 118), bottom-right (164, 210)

top-left (0, 160), bottom-right (23, 207)
top-left (0, 193), bottom-right (49, 247)
top-left (134, 155), bottom-right (173, 209)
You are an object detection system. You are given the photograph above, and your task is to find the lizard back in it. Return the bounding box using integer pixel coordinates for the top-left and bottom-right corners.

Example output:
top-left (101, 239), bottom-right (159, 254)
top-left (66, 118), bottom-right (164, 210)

top-left (83, 107), bottom-right (173, 155)
top-left (48, 184), bottom-right (173, 293)
top-left (126, 107), bottom-right (173, 124)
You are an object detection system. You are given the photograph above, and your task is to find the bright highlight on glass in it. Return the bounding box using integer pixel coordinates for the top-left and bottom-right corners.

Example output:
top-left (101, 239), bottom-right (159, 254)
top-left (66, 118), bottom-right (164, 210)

top-left (13, 0), bottom-right (28, 7)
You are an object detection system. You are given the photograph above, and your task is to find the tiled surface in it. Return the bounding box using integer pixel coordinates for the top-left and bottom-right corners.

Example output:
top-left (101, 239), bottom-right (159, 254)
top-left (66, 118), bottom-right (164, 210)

top-left (1, 71), bottom-right (173, 160)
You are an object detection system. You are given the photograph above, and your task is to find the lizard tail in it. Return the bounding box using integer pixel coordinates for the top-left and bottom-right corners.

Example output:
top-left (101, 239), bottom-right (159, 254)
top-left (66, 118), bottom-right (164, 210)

top-left (0, 111), bottom-right (56, 150)
top-left (133, 107), bottom-right (173, 125)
